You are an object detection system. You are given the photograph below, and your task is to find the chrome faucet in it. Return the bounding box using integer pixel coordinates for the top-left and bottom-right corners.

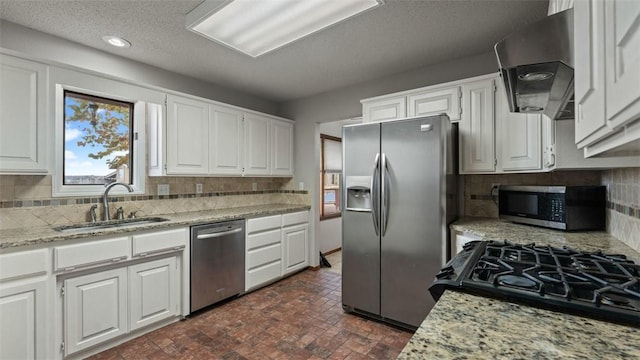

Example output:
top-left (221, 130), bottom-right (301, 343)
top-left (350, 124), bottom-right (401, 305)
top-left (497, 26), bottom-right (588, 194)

top-left (102, 182), bottom-right (134, 221)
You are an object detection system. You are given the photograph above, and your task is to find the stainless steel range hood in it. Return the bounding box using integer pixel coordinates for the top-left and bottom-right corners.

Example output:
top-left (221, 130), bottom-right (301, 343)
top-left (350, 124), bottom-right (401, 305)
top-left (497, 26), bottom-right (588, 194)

top-left (495, 9), bottom-right (574, 120)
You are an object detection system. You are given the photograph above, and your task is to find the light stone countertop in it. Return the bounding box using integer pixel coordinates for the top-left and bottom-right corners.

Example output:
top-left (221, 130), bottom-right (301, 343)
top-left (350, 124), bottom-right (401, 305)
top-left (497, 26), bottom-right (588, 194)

top-left (398, 217), bottom-right (640, 359)
top-left (0, 204), bottom-right (310, 249)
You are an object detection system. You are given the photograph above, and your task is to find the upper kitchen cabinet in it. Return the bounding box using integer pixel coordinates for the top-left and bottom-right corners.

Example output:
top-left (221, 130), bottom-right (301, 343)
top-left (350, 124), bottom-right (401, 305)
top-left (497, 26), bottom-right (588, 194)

top-left (362, 96), bottom-right (406, 123)
top-left (575, 0), bottom-right (640, 157)
top-left (166, 94), bottom-right (209, 175)
top-left (459, 77), bottom-right (496, 173)
top-left (407, 86), bottom-right (461, 122)
top-left (151, 94), bottom-right (294, 177)
top-left (209, 104), bottom-right (244, 175)
top-left (0, 54), bottom-right (49, 174)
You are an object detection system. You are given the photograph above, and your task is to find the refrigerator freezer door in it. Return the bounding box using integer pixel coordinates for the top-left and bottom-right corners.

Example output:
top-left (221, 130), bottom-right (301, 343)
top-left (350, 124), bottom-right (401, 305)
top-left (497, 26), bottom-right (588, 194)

top-left (380, 117), bottom-right (446, 327)
top-left (342, 123), bottom-right (381, 316)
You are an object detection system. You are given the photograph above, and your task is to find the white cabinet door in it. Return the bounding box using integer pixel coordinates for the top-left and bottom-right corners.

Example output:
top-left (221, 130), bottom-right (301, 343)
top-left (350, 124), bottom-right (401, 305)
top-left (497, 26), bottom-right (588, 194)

top-left (460, 78), bottom-right (496, 173)
top-left (407, 86), bottom-right (461, 122)
top-left (0, 54), bottom-right (48, 174)
top-left (129, 257), bottom-right (178, 331)
top-left (362, 96), bottom-right (406, 122)
top-left (574, 0), bottom-right (608, 146)
top-left (244, 113), bottom-right (271, 175)
top-left (166, 94), bottom-right (209, 175)
top-left (64, 268), bottom-right (127, 356)
top-left (605, 0), bottom-right (640, 128)
top-left (209, 104), bottom-right (243, 175)
top-left (496, 81), bottom-right (542, 171)
top-left (0, 280), bottom-right (46, 360)
top-left (282, 224), bottom-right (309, 275)
top-left (271, 119), bottom-right (294, 176)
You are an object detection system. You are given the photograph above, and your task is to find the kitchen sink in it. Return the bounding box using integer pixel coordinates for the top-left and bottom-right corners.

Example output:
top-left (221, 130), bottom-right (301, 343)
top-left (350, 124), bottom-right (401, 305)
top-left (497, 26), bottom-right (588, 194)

top-left (53, 217), bottom-right (170, 233)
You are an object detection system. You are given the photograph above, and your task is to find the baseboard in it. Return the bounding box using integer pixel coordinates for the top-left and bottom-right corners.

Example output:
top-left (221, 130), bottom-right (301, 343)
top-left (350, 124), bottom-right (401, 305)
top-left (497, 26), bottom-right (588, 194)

top-left (323, 247), bottom-right (342, 256)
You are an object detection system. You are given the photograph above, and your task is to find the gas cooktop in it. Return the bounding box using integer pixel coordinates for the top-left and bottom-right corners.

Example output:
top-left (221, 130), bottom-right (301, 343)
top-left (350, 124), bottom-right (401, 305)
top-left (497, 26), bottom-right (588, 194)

top-left (429, 241), bottom-right (640, 327)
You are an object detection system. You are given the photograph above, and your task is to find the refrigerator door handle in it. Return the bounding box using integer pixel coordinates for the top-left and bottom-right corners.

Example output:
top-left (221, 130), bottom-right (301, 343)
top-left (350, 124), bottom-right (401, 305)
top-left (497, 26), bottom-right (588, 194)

top-left (371, 153), bottom-right (380, 235)
top-left (381, 153), bottom-right (390, 236)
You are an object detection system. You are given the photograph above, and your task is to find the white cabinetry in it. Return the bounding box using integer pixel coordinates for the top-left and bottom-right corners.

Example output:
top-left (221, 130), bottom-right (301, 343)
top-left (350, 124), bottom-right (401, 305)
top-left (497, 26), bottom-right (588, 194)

top-left (209, 104), bottom-right (244, 175)
top-left (0, 54), bottom-right (49, 174)
top-left (363, 96), bottom-right (406, 122)
top-left (166, 94), bottom-right (209, 175)
top-left (63, 268), bottom-right (128, 356)
top-left (575, 0), bottom-right (640, 157)
top-left (245, 211), bottom-right (309, 291)
top-left (244, 113), bottom-right (271, 175)
top-left (271, 119), bottom-right (294, 176)
top-left (459, 77), bottom-right (496, 173)
top-left (129, 257), bottom-right (179, 331)
top-left (407, 86), bottom-right (461, 122)
top-left (0, 249), bottom-right (49, 360)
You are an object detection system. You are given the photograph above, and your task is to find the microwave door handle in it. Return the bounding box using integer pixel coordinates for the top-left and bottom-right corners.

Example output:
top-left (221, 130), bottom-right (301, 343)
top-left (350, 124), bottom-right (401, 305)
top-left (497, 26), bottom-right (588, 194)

top-left (371, 153), bottom-right (380, 236)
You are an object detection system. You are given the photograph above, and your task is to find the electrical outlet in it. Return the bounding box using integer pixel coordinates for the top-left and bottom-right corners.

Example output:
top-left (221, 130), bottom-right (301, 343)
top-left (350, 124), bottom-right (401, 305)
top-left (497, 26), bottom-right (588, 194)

top-left (157, 184), bottom-right (170, 196)
top-left (251, 182), bottom-right (257, 191)
top-left (298, 182), bottom-right (304, 190)
top-left (196, 183), bottom-right (203, 194)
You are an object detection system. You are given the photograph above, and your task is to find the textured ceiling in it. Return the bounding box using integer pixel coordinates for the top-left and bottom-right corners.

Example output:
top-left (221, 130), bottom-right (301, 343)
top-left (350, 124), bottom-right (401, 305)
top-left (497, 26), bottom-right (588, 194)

top-left (0, 0), bottom-right (548, 102)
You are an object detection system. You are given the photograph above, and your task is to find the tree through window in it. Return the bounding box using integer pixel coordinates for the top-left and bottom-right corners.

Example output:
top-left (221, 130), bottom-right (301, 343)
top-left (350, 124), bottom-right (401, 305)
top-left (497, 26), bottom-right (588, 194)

top-left (63, 91), bottom-right (133, 185)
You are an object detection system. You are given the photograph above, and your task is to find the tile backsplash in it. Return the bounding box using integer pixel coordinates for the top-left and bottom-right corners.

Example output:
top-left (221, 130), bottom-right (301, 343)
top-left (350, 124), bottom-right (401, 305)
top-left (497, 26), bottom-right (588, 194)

top-left (0, 175), bottom-right (309, 230)
top-left (463, 168), bottom-right (640, 253)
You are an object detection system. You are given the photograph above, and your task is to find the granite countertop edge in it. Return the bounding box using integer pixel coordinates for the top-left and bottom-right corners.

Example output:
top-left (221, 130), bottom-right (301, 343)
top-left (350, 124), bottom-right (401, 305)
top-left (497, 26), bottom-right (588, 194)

top-left (0, 204), bottom-right (311, 249)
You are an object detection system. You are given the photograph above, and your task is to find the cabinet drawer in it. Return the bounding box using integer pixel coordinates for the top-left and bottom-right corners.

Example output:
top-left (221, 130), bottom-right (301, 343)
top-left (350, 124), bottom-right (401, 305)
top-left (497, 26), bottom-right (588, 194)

top-left (247, 215), bottom-right (281, 234)
top-left (247, 243), bottom-right (281, 269)
top-left (247, 229), bottom-right (281, 250)
top-left (246, 261), bottom-right (282, 290)
top-left (0, 249), bottom-right (48, 281)
top-left (282, 211), bottom-right (308, 227)
top-left (54, 237), bottom-right (130, 271)
top-left (132, 228), bottom-right (187, 256)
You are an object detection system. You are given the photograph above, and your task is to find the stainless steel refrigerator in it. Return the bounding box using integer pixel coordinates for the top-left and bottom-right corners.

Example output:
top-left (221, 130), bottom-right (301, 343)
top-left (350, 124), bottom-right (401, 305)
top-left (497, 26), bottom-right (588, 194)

top-left (341, 115), bottom-right (457, 329)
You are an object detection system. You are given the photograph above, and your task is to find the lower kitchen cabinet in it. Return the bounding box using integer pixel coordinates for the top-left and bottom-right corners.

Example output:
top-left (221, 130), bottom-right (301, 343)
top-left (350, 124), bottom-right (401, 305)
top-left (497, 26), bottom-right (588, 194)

top-left (282, 223), bottom-right (309, 275)
top-left (63, 268), bottom-right (128, 356)
top-left (128, 257), bottom-right (179, 331)
top-left (0, 279), bottom-right (47, 360)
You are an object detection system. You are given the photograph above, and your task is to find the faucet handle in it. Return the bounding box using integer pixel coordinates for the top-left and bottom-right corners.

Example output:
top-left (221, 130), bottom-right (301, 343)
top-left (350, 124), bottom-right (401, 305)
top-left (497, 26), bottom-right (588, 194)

top-left (115, 206), bottom-right (125, 220)
top-left (129, 210), bottom-right (140, 219)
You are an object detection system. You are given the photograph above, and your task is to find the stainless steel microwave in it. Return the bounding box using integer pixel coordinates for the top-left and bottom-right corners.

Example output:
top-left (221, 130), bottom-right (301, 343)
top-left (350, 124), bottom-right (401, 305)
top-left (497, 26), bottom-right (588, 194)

top-left (498, 185), bottom-right (606, 231)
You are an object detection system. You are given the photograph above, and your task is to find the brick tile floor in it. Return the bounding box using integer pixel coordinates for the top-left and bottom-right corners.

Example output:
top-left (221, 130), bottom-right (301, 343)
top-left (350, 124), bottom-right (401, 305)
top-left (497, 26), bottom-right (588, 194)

top-left (88, 263), bottom-right (412, 360)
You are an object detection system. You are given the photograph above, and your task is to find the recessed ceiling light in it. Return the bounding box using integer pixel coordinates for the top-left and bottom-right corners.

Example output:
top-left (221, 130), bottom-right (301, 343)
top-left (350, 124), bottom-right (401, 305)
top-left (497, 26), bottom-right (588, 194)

top-left (102, 35), bottom-right (131, 48)
top-left (186, 0), bottom-right (384, 58)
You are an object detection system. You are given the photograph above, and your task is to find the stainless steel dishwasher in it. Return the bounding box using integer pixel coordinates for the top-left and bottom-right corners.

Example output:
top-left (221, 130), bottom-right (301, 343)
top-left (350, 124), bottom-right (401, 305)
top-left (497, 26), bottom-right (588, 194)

top-left (190, 219), bottom-right (245, 313)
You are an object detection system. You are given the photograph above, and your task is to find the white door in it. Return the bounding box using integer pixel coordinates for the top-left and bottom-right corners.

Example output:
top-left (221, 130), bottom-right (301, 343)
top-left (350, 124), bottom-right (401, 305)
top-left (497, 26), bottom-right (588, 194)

top-left (460, 78), bottom-right (496, 173)
top-left (496, 81), bottom-right (542, 171)
top-left (407, 86), bottom-right (461, 122)
top-left (605, 0), bottom-right (640, 128)
top-left (166, 94), bottom-right (209, 174)
top-left (282, 224), bottom-right (309, 275)
top-left (574, 0), bottom-right (609, 146)
top-left (362, 96), bottom-right (406, 122)
top-left (271, 119), bottom-right (294, 176)
top-left (129, 257), bottom-right (178, 331)
top-left (209, 104), bottom-right (243, 175)
top-left (0, 280), bottom-right (46, 360)
top-left (0, 54), bottom-right (48, 173)
top-left (244, 113), bottom-right (271, 175)
top-left (64, 268), bottom-right (127, 356)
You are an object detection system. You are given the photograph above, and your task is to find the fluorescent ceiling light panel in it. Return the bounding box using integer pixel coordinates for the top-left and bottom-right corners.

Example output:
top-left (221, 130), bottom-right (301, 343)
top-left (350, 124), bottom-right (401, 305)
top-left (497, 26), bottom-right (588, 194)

top-left (186, 0), bottom-right (383, 57)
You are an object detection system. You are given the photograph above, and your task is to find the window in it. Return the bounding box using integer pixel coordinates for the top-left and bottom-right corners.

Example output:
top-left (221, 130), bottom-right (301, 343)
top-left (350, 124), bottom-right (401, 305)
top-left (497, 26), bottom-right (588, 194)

top-left (63, 91), bottom-right (134, 185)
top-left (320, 134), bottom-right (342, 220)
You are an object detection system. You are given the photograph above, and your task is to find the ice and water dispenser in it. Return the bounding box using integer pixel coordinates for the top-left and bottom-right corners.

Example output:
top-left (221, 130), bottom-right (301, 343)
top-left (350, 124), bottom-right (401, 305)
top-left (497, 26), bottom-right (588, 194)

top-left (345, 176), bottom-right (372, 211)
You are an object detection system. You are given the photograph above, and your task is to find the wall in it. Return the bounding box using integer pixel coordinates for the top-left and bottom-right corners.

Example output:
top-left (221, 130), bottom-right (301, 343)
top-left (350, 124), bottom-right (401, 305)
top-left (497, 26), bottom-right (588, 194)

top-left (0, 174), bottom-right (308, 230)
top-left (0, 20), bottom-right (279, 115)
top-left (602, 168), bottom-right (640, 252)
top-left (280, 51), bottom-right (498, 264)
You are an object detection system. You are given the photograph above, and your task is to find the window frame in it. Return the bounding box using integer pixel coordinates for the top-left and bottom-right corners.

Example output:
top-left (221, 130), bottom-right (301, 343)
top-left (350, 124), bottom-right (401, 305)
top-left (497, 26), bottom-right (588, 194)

top-left (320, 133), bottom-right (342, 221)
top-left (53, 83), bottom-right (146, 197)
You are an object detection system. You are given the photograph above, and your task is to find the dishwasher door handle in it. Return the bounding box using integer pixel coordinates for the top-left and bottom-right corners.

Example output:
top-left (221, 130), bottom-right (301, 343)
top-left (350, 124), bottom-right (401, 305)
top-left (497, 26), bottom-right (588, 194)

top-left (196, 227), bottom-right (243, 240)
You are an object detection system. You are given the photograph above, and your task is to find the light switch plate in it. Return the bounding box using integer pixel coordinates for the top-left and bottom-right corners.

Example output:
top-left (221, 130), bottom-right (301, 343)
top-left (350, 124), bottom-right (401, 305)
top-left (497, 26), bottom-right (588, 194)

top-left (196, 183), bottom-right (203, 194)
top-left (251, 182), bottom-right (257, 191)
top-left (158, 184), bottom-right (170, 196)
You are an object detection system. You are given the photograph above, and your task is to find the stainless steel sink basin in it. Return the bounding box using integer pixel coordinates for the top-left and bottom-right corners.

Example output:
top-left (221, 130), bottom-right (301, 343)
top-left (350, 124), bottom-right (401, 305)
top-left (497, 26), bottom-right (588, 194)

top-left (53, 217), bottom-right (170, 233)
